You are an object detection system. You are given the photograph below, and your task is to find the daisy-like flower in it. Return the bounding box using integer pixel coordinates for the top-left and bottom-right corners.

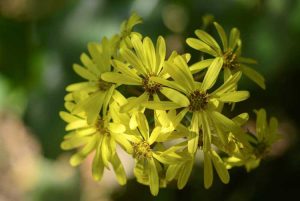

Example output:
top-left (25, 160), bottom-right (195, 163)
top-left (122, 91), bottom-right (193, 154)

top-left (101, 34), bottom-right (169, 112)
top-left (115, 111), bottom-right (185, 196)
top-left (144, 55), bottom-right (250, 153)
top-left (65, 37), bottom-right (115, 124)
top-left (142, 55), bottom-right (249, 188)
top-left (186, 22), bottom-right (266, 89)
top-left (166, 112), bottom-right (250, 189)
top-left (59, 96), bottom-right (132, 185)
top-left (225, 108), bottom-right (281, 171)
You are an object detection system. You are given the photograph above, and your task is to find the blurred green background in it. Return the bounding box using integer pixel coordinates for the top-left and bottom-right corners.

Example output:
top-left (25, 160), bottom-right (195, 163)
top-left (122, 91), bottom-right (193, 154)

top-left (1, 0), bottom-right (300, 200)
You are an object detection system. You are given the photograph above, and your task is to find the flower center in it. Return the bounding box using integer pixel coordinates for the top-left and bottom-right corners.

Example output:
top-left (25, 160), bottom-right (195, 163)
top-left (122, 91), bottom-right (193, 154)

top-left (188, 90), bottom-right (208, 111)
top-left (254, 142), bottom-right (269, 158)
top-left (95, 118), bottom-right (110, 135)
top-left (142, 75), bottom-right (162, 95)
top-left (98, 79), bottom-right (112, 91)
top-left (223, 50), bottom-right (239, 70)
top-left (133, 141), bottom-right (152, 159)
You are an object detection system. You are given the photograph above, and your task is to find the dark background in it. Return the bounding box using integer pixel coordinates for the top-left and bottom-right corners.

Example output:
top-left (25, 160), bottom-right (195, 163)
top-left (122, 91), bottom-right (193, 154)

top-left (0, 0), bottom-right (299, 200)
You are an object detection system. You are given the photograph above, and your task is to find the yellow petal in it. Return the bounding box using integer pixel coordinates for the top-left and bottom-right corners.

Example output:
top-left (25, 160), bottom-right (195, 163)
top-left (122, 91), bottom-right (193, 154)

top-left (101, 72), bottom-right (141, 85)
top-left (178, 160), bottom-right (193, 189)
top-left (161, 87), bottom-right (190, 107)
top-left (148, 158), bottom-right (159, 196)
top-left (201, 57), bottom-right (223, 91)
top-left (241, 64), bottom-right (266, 89)
top-left (155, 36), bottom-right (166, 73)
top-left (73, 64), bottom-right (97, 81)
top-left (120, 92), bottom-right (149, 112)
top-left (111, 153), bottom-right (127, 185)
top-left (219, 91), bottom-right (250, 103)
top-left (203, 151), bottom-right (213, 189)
top-left (211, 150), bottom-right (230, 184)
top-left (92, 138), bottom-right (104, 180)
top-left (213, 22), bottom-right (228, 51)
top-left (195, 29), bottom-right (221, 54)
top-left (229, 28), bottom-right (240, 49)
top-left (186, 38), bottom-right (219, 57)
top-left (190, 59), bottom-right (213, 74)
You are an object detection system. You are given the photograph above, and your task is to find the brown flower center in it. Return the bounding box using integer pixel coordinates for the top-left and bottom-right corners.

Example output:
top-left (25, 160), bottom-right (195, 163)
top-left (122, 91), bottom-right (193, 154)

top-left (188, 90), bottom-right (208, 111)
top-left (223, 50), bottom-right (239, 70)
top-left (98, 79), bottom-right (112, 91)
top-left (142, 75), bottom-right (162, 95)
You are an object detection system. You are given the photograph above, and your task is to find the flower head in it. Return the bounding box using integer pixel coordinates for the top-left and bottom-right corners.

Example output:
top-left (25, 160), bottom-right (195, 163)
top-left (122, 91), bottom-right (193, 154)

top-left (225, 108), bottom-right (280, 171)
top-left (101, 35), bottom-right (168, 112)
top-left (59, 97), bottom-right (132, 185)
top-left (65, 37), bottom-right (115, 124)
top-left (187, 22), bottom-right (266, 89)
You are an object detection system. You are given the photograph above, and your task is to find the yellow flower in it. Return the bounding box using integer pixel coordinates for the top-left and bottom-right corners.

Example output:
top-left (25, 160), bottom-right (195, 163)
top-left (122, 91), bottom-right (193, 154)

top-left (59, 97), bottom-right (132, 185)
top-left (65, 37), bottom-right (115, 124)
top-left (225, 108), bottom-right (280, 172)
top-left (101, 34), bottom-right (169, 112)
top-left (144, 55), bottom-right (249, 153)
top-left (114, 110), bottom-right (185, 196)
top-left (186, 22), bottom-right (266, 89)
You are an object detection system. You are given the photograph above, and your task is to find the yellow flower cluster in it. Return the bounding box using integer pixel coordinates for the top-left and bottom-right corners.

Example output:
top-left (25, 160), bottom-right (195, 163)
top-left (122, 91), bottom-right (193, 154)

top-left (60, 13), bottom-right (280, 196)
